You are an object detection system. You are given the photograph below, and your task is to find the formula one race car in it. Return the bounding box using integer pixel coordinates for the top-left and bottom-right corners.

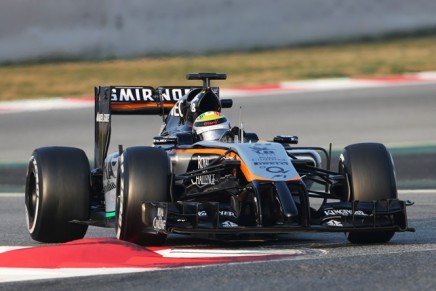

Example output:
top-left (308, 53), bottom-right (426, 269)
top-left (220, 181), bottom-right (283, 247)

top-left (25, 73), bottom-right (414, 246)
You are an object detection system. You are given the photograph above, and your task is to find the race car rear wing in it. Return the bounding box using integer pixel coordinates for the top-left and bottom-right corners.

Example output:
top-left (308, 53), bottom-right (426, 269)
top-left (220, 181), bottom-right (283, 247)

top-left (94, 84), bottom-right (232, 168)
top-left (94, 73), bottom-right (231, 168)
top-left (94, 85), bottom-right (208, 167)
top-left (95, 86), bottom-right (219, 116)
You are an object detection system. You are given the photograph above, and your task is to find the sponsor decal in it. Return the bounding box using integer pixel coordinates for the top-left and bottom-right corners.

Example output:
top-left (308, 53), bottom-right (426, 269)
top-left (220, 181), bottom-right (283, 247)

top-left (153, 137), bottom-right (177, 145)
top-left (111, 87), bottom-right (154, 102)
top-left (103, 154), bottom-right (119, 213)
top-left (110, 87), bottom-right (192, 103)
top-left (326, 220), bottom-right (343, 227)
top-left (153, 207), bottom-right (166, 230)
top-left (112, 87), bottom-right (154, 102)
top-left (204, 120), bottom-right (219, 126)
top-left (324, 209), bottom-right (368, 217)
top-left (221, 220), bottom-right (239, 228)
top-left (198, 210), bottom-right (208, 217)
top-left (249, 144), bottom-right (288, 162)
top-left (170, 100), bottom-right (184, 117)
top-left (191, 155), bottom-right (216, 186)
top-left (96, 113), bottom-right (110, 122)
top-left (160, 88), bottom-right (190, 101)
top-left (254, 161), bottom-right (289, 166)
top-left (249, 145), bottom-right (276, 156)
top-left (197, 210), bottom-right (237, 218)
top-left (103, 155), bottom-right (118, 180)
top-left (233, 143), bottom-right (298, 181)
top-left (219, 211), bottom-right (237, 218)
top-left (102, 182), bottom-right (116, 193)
top-left (244, 144), bottom-right (294, 180)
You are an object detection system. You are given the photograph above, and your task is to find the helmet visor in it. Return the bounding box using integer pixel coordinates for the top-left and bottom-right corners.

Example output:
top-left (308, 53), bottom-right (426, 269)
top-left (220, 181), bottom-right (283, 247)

top-left (200, 129), bottom-right (229, 141)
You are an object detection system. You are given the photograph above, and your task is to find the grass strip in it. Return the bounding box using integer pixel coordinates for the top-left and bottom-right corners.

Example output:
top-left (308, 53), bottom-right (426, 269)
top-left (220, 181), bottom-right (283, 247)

top-left (1, 35), bottom-right (436, 101)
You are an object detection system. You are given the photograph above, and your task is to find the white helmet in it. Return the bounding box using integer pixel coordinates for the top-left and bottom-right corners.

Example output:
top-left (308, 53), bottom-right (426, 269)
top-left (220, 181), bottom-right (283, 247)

top-left (193, 111), bottom-right (231, 141)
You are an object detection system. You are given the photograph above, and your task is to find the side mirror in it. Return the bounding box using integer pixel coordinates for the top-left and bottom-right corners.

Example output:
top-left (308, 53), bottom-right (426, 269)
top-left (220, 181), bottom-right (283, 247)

top-left (221, 99), bottom-right (233, 108)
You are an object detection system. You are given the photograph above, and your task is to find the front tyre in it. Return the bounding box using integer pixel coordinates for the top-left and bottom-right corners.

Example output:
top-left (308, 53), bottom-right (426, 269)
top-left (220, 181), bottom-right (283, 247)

top-left (339, 143), bottom-right (397, 244)
top-left (25, 147), bottom-right (90, 243)
top-left (116, 146), bottom-right (171, 246)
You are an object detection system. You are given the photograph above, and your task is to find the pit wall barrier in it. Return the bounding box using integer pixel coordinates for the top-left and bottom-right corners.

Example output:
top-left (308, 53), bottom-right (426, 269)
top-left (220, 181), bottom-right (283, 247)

top-left (1, 0), bottom-right (436, 63)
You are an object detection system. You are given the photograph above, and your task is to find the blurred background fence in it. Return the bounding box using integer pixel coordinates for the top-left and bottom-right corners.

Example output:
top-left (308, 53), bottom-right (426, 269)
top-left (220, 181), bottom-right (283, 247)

top-left (1, 0), bottom-right (436, 63)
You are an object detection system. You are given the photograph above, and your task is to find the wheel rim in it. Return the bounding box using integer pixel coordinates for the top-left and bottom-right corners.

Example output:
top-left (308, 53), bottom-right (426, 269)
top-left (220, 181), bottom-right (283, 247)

top-left (25, 159), bottom-right (40, 233)
top-left (27, 174), bottom-right (37, 220)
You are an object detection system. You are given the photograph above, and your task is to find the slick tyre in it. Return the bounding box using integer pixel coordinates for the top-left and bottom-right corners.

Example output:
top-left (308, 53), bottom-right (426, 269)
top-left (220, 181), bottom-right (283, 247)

top-left (25, 147), bottom-right (90, 243)
top-left (339, 143), bottom-right (397, 244)
top-left (116, 146), bottom-right (171, 246)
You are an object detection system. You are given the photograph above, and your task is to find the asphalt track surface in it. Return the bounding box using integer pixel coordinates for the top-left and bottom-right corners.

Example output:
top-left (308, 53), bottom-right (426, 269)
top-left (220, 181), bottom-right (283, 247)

top-left (0, 84), bottom-right (435, 289)
top-left (1, 191), bottom-right (435, 290)
top-left (1, 83), bottom-right (435, 164)
top-left (1, 83), bottom-right (435, 189)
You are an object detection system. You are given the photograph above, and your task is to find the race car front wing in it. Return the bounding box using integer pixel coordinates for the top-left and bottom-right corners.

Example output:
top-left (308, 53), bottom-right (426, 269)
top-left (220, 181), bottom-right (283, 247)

top-left (141, 198), bottom-right (414, 237)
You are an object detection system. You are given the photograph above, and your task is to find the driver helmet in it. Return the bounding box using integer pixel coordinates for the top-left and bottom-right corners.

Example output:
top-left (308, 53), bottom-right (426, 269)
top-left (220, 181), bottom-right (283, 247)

top-left (193, 111), bottom-right (231, 141)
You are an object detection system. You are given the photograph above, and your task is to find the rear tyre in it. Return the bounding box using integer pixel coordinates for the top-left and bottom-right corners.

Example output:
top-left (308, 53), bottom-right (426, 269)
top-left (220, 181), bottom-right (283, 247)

top-left (25, 147), bottom-right (90, 243)
top-left (116, 146), bottom-right (171, 246)
top-left (339, 143), bottom-right (397, 244)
